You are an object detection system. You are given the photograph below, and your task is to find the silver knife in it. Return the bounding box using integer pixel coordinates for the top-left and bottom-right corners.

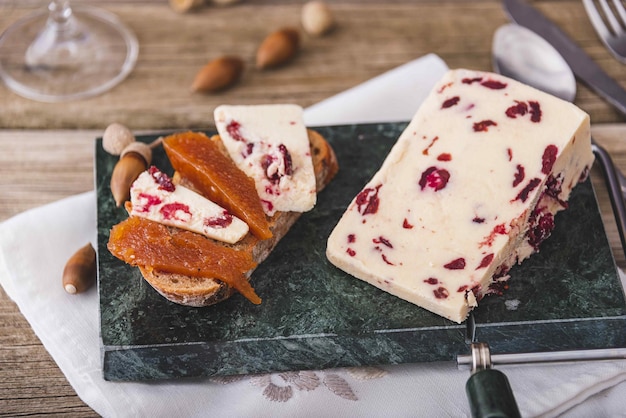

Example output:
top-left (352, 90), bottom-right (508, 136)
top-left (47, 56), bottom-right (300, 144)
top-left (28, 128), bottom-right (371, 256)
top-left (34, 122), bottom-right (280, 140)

top-left (503, 0), bottom-right (626, 117)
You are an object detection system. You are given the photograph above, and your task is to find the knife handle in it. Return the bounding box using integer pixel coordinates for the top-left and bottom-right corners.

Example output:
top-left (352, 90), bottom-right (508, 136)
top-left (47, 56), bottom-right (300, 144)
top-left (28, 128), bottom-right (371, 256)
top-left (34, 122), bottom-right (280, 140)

top-left (465, 368), bottom-right (521, 418)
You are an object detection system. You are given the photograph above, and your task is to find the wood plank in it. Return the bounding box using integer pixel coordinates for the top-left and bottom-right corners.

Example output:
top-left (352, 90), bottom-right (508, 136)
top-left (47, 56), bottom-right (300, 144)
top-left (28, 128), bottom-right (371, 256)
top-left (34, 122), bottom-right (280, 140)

top-left (0, 0), bottom-right (625, 415)
top-left (0, 1), bottom-right (623, 130)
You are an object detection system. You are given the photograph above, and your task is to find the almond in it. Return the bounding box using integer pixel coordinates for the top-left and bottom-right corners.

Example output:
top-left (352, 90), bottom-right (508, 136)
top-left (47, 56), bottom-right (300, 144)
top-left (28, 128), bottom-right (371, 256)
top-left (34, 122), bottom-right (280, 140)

top-left (256, 27), bottom-right (300, 70)
top-left (191, 56), bottom-right (245, 93)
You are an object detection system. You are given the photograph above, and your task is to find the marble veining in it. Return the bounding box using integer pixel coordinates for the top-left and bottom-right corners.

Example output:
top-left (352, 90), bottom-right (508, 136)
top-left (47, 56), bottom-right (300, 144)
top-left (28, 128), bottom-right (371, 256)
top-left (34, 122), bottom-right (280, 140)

top-left (96, 123), bottom-right (626, 381)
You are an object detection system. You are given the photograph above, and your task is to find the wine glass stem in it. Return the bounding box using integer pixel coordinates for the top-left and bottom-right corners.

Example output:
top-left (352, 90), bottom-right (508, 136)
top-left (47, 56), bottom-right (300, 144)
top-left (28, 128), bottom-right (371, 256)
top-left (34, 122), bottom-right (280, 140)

top-left (49, 1), bottom-right (73, 23)
top-left (25, 0), bottom-right (86, 68)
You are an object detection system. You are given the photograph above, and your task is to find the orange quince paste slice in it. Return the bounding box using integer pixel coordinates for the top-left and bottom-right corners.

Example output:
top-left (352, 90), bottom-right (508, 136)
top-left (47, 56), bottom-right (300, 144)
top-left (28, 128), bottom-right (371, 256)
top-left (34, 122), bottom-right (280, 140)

top-left (108, 216), bottom-right (261, 304)
top-left (163, 131), bottom-right (272, 240)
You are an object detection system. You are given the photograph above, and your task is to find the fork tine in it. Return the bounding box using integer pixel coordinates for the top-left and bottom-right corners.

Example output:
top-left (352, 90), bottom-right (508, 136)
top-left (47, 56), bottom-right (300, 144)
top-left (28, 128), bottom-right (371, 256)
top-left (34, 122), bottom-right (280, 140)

top-left (584, 0), bottom-right (626, 62)
top-left (583, 0), bottom-right (611, 38)
top-left (611, 0), bottom-right (626, 29)
top-left (600, 0), bottom-right (623, 35)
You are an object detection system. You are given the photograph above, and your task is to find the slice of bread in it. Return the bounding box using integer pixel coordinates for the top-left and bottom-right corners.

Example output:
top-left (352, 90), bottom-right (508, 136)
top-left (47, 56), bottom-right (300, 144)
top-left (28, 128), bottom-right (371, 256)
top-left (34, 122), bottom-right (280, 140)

top-left (138, 129), bottom-right (338, 307)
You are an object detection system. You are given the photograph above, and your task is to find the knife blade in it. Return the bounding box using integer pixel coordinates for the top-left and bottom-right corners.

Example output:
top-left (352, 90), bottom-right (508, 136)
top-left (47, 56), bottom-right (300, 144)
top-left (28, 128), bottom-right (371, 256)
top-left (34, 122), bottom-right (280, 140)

top-left (503, 0), bottom-right (626, 117)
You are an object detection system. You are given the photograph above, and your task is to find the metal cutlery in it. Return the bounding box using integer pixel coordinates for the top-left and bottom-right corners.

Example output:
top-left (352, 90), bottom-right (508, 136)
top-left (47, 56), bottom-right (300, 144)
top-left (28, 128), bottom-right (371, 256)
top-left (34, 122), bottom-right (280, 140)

top-left (503, 0), bottom-right (626, 116)
top-left (582, 0), bottom-right (626, 63)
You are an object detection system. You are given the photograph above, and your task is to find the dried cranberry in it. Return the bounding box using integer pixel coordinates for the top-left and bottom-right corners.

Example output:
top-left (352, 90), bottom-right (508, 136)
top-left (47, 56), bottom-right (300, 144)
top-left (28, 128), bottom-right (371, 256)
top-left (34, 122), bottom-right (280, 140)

top-left (373, 236), bottom-right (393, 248)
top-left (160, 202), bottom-right (191, 221)
top-left (422, 136), bottom-right (439, 156)
top-left (444, 258), bottom-right (466, 270)
top-left (148, 166), bottom-right (175, 192)
top-left (278, 144), bottom-right (294, 176)
top-left (529, 101), bottom-right (542, 122)
top-left (480, 223), bottom-right (507, 247)
top-left (346, 248), bottom-right (356, 257)
top-left (381, 254), bottom-right (395, 265)
top-left (476, 253), bottom-right (494, 269)
top-left (442, 96), bottom-right (460, 109)
top-left (419, 166), bottom-right (450, 191)
top-left (480, 79), bottom-right (507, 89)
top-left (545, 174), bottom-right (563, 199)
top-left (494, 224), bottom-right (507, 234)
top-left (402, 218), bottom-right (414, 229)
top-left (513, 164), bottom-right (525, 187)
top-left (505, 101), bottom-right (528, 118)
top-left (462, 77), bottom-right (482, 85)
top-left (261, 154), bottom-right (278, 183)
top-left (437, 153), bottom-right (452, 161)
top-left (527, 210), bottom-right (555, 250)
top-left (226, 120), bottom-right (246, 142)
top-left (242, 143), bottom-right (254, 158)
top-left (355, 185), bottom-right (382, 215)
top-left (507, 148), bottom-right (513, 161)
top-left (347, 234), bottom-right (356, 243)
top-left (424, 277), bottom-right (439, 285)
top-left (261, 199), bottom-right (274, 212)
top-left (493, 264), bottom-right (510, 279)
top-left (513, 178), bottom-right (541, 202)
top-left (473, 120), bottom-right (497, 132)
top-left (136, 193), bottom-right (162, 212)
top-left (541, 145), bottom-right (558, 174)
top-left (433, 287), bottom-right (449, 299)
top-left (472, 216), bottom-right (485, 224)
top-left (544, 174), bottom-right (568, 208)
top-left (205, 211), bottom-right (233, 228)
top-left (261, 144), bottom-right (294, 185)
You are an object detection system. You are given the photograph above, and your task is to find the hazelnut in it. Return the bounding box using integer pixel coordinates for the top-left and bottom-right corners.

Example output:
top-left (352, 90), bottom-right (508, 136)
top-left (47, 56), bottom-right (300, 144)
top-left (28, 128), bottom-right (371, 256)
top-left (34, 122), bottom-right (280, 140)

top-left (302, 1), bottom-right (335, 37)
top-left (103, 123), bottom-right (135, 156)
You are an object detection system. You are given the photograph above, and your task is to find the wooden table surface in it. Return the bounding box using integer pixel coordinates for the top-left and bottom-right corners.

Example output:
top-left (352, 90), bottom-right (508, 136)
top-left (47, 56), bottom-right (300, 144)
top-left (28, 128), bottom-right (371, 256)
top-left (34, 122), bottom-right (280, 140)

top-left (0, 0), bottom-right (625, 415)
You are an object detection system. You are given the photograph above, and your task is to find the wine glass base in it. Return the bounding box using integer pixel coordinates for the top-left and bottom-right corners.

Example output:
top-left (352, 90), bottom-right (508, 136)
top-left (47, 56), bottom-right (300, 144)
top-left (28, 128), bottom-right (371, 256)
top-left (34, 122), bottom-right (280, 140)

top-left (0, 6), bottom-right (138, 102)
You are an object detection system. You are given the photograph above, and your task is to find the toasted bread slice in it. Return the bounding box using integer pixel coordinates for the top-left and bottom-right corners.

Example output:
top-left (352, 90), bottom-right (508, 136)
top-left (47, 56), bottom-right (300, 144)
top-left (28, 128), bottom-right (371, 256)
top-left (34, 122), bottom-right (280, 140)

top-left (138, 129), bottom-right (338, 307)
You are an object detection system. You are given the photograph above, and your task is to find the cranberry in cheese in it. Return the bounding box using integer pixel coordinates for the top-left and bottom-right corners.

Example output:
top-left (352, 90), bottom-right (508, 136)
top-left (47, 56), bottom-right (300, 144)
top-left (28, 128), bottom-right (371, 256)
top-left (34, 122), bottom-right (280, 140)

top-left (214, 104), bottom-right (317, 216)
top-left (129, 167), bottom-right (249, 244)
top-left (326, 69), bottom-right (594, 323)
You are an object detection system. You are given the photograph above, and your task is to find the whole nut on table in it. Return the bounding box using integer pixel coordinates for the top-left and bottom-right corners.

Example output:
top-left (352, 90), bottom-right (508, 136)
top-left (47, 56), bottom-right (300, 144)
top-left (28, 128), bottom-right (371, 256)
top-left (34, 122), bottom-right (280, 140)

top-left (191, 56), bottom-right (245, 93)
top-left (169, 0), bottom-right (205, 13)
top-left (256, 27), bottom-right (301, 70)
top-left (302, 1), bottom-right (335, 37)
top-left (62, 243), bottom-right (97, 295)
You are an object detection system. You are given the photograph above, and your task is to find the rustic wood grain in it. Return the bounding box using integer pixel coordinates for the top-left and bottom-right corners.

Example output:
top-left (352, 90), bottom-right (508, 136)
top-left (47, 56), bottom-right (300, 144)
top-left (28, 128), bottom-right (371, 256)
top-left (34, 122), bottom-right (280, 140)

top-left (0, 0), bottom-right (624, 131)
top-left (0, 0), bottom-right (625, 415)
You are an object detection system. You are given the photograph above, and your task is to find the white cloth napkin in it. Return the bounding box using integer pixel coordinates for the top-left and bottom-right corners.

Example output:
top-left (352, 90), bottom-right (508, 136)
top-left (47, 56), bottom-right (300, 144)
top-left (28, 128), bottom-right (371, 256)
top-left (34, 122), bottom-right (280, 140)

top-left (1, 53), bottom-right (626, 417)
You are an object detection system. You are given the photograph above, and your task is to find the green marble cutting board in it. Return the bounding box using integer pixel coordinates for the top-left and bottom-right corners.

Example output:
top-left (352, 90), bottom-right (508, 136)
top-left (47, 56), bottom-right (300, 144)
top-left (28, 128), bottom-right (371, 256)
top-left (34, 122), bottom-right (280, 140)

top-left (96, 123), bottom-right (626, 381)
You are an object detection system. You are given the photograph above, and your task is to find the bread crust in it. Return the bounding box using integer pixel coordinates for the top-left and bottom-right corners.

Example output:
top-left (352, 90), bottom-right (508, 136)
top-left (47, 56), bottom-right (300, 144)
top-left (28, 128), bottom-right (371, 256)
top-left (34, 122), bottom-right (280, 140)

top-left (138, 129), bottom-right (338, 307)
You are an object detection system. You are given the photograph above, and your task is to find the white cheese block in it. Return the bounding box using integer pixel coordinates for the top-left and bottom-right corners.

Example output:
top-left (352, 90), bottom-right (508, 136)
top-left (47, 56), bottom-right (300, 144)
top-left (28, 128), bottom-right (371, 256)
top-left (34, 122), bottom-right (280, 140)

top-left (326, 69), bottom-right (594, 323)
top-left (129, 167), bottom-right (249, 244)
top-left (214, 104), bottom-right (317, 216)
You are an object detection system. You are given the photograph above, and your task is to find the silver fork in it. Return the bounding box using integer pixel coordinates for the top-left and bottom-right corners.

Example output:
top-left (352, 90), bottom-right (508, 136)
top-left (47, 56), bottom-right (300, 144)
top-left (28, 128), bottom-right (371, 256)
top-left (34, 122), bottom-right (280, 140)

top-left (582, 0), bottom-right (626, 62)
